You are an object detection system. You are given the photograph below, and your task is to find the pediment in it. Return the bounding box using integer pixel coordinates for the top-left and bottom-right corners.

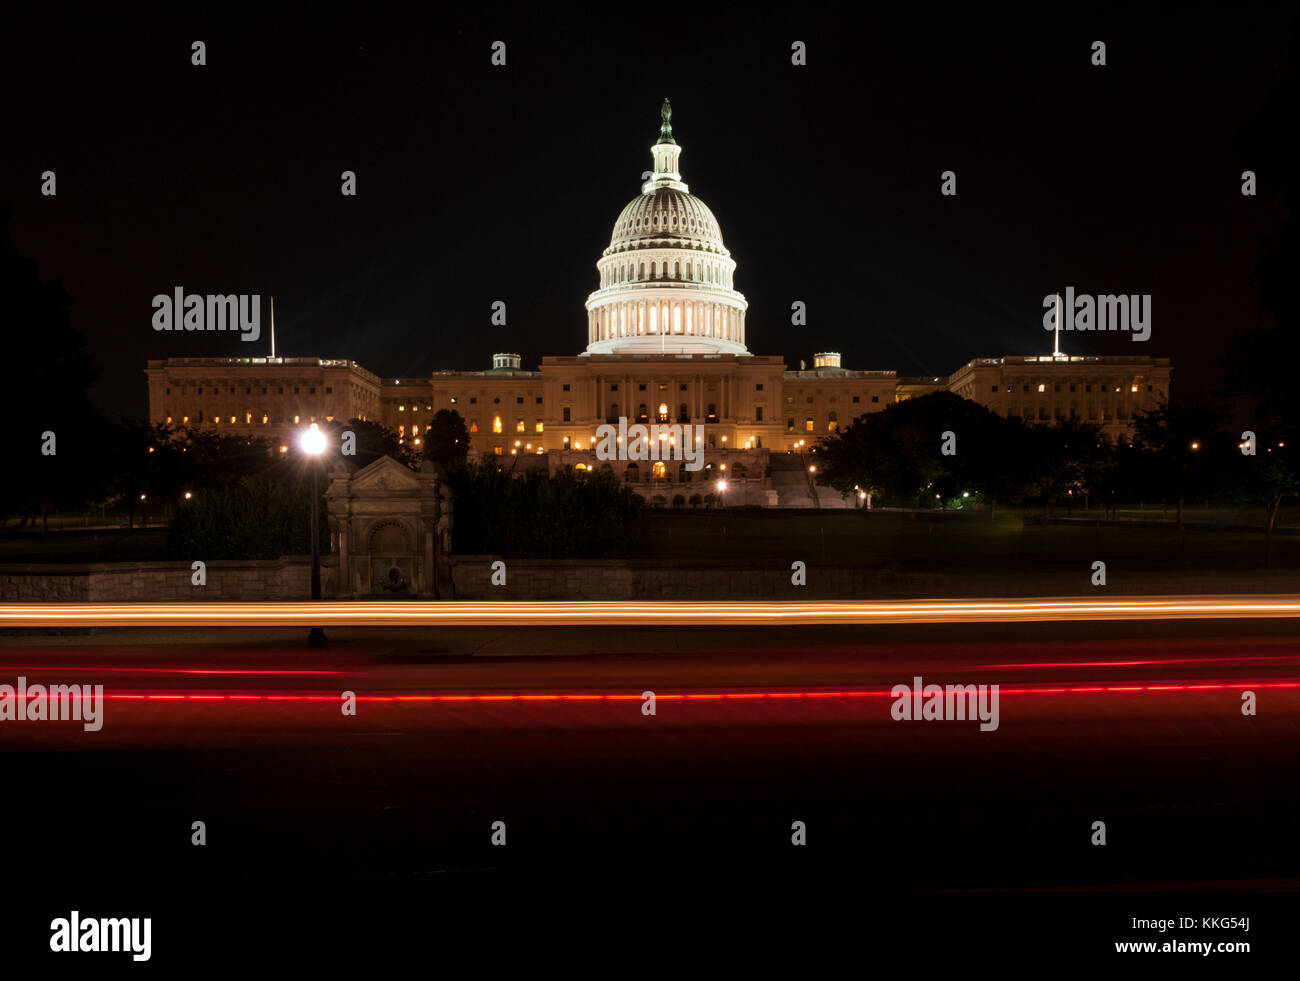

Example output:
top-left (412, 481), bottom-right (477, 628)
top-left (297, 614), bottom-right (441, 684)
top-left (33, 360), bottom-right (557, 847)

top-left (349, 455), bottom-right (422, 493)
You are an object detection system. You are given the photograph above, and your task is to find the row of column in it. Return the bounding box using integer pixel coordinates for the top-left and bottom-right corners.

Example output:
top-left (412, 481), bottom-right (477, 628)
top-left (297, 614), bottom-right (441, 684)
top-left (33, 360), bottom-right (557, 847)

top-left (589, 301), bottom-right (744, 345)
top-left (588, 373), bottom-right (743, 421)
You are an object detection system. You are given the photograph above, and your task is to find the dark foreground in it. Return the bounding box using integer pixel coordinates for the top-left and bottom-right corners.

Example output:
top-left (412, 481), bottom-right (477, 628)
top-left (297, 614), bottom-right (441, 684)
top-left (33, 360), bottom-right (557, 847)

top-left (1, 619), bottom-right (1295, 966)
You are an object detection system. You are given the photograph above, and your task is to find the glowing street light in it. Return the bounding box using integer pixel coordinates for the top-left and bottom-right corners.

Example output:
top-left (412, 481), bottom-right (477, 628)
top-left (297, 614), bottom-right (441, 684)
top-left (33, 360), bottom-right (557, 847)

top-left (299, 423), bottom-right (328, 647)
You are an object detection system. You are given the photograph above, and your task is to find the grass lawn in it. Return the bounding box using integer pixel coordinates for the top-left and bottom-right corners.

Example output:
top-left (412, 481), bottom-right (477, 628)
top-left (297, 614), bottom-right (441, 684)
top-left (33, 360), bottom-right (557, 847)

top-left (633, 508), bottom-right (1300, 575)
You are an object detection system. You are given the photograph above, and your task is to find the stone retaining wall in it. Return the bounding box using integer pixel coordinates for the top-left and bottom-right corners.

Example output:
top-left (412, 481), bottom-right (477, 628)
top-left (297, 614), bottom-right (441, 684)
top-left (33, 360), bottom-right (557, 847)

top-left (3, 555), bottom-right (1298, 602)
top-left (0, 557), bottom-right (337, 602)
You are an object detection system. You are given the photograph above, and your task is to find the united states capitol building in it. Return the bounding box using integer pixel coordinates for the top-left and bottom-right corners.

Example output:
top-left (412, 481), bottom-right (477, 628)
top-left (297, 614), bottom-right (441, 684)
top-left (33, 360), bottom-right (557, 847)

top-left (146, 102), bottom-right (1171, 507)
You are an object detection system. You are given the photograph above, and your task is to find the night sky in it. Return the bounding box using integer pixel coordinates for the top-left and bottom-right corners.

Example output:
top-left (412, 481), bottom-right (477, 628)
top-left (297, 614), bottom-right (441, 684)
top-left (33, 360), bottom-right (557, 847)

top-left (3, 5), bottom-right (1293, 421)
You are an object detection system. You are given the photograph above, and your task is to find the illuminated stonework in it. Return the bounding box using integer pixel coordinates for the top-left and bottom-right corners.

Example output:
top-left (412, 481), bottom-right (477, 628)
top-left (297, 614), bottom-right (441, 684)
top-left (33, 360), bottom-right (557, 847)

top-left (584, 100), bottom-right (748, 356)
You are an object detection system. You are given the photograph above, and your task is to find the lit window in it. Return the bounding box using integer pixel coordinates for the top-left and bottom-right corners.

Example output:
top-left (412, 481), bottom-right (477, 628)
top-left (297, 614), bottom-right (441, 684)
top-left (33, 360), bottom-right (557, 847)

top-left (535, 422), bottom-right (544, 433)
top-left (470, 420), bottom-right (479, 433)
top-left (412, 424), bottom-right (420, 435)
top-left (398, 425), bottom-right (405, 437)
top-left (1130, 385), bottom-right (1138, 392)
top-left (516, 419), bottom-right (525, 432)
top-left (1037, 384), bottom-right (1046, 393)
top-left (805, 418), bottom-right (815, 432)
top-left (493, 416), bottom-right (502, 433)
top-left (165, 416), bottom-right (172, 424)
top-left (450, 397), bottom-right (458, 404)
top-left (494, 446), bottom-right (503, 455)
top-left (261, 414), bottom-right (268, 424)
top-left (293, 415), bottom-right (300, 424)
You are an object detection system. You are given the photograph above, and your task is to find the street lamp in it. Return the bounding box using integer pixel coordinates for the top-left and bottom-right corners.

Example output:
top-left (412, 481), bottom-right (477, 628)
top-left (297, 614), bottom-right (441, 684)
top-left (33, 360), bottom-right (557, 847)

top-left (299, 422), bottom-right (328, 647)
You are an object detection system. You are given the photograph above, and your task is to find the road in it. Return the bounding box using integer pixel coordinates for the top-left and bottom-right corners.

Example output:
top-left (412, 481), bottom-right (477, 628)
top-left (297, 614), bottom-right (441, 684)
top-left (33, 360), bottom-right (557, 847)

top-left (2, 618), bottom-right (1297, 897)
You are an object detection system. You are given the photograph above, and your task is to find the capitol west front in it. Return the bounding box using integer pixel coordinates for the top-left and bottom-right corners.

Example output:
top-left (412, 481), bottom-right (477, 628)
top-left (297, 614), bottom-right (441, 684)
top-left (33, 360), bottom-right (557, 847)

top-left (146, 103), bottom-right (1171, 508)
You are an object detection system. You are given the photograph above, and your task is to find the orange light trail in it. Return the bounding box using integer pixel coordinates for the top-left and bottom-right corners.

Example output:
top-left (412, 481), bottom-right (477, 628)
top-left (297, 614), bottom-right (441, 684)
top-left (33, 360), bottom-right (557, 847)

top-left (6, 595), bottom-right (1300, 627)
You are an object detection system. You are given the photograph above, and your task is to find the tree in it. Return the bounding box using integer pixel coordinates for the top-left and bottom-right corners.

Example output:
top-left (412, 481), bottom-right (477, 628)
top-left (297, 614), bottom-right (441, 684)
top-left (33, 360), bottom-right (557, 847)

top-left (1, 205), bottom-right (102, 531)
top-left (1130, 398), bottom-right (1225, 529)
top-left (423, 409), bottom-right (470, 469)
top-left (324, 418), bottom-right (420, 470)
top-left (816, 392), bottom-right (1026, 513)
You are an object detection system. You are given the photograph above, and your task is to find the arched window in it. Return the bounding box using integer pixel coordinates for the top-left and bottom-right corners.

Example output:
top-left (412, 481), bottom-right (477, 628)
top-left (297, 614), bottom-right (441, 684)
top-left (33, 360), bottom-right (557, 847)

top-left (707, 403), bottom-right (717, 421)
top-left (657, 402), bottom-right (669, 422)
top-left (637, 403), bottom-right (648, 423)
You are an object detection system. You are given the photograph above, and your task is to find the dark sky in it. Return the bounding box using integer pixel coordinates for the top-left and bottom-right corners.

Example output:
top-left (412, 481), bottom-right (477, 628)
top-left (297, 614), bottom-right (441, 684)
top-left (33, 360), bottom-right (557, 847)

top-left (2, 4), bottom-right (1293, 421)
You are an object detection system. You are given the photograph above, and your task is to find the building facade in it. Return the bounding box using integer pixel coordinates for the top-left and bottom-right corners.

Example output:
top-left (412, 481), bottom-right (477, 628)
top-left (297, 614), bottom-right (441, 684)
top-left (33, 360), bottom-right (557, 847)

top-left (145, 101), bottom-right (1172, 505)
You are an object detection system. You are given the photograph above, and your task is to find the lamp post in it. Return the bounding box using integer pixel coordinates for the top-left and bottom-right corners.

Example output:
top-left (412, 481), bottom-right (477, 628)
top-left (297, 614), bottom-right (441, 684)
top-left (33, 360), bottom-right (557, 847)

top-left (299, 422), bottom-right (328, 647)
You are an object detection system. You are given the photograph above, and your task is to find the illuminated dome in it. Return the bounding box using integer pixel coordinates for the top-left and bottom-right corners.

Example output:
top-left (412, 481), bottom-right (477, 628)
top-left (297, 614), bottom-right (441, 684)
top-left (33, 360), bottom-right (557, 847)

top-left (584, 100), bottom-right (749, 356)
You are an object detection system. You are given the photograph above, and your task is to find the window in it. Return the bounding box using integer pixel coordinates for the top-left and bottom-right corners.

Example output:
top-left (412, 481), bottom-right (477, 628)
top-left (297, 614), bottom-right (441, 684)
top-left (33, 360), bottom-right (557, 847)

top-left (755, 407), bottom-right (764, 421)
top-left (640, 384), bottom-right (648, 391)
top-left (470, 397), bottom-right (477, 404)
top-left (535, 421), bottom-right (544, 433)
top-left (494, 397), bottom-right (500, 404)
top-left (535, 397), bottom-right (543, 404)
top-left (450, 397), bottom-right (458, 404)
top-left (326, 387), bottom-right (332, 394)
top-left (787, 418), bottom-right (795, 432)
top-left (494, 446), bottom-right (502, 455)
top-left (516, 396), bottom-right (524, 404)
top-left (310, 387), bottom-right (316, 394)
top-left (852, 395), bottom-right (860, 403)
top-left (262, 388), bottom-right (268, 395)
top-left (805, 418), bottom-right (815, 432)
top-left (294, 387), bottom-right (300, 394)
top-left (492, 416), bottom-right (502, 434)
top-left (871, 396), bottom-right (879, 403)
top-left (516, 419), bottom-right (525, 432)
top-left (658, 384), bottom-right (667, 391)
top-left (562, 407), bottom-right (571, 422)
top-left (562, 384), bottom-right (571, 392)
top-left (755, 383), bottom-right (764, 391)
top-left (806, 396), bottom-right (814, 404)
top-left (610, 384), bottom-right (619, 392)
top-left (785, 396), bottom-right (794, 404)
top-left (165, 388), bottom-right (171, 395)
top-left (470, 420), bottom-right (478, 433)
top-left (992, 385), bottom-right (1000, 393)
top-left (680, 384), bottom-right (687, 391)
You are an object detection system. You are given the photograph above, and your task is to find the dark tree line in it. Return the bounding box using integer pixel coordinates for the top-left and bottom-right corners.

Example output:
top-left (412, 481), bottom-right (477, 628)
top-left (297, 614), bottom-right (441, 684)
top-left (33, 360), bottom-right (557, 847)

top-left (815, 391), bottom-right (1291, 532)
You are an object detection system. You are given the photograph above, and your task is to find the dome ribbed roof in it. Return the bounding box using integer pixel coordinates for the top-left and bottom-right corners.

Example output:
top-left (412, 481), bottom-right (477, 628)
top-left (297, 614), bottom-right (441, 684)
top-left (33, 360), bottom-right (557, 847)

top-left (605, 187), bottom-right (728, 257)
